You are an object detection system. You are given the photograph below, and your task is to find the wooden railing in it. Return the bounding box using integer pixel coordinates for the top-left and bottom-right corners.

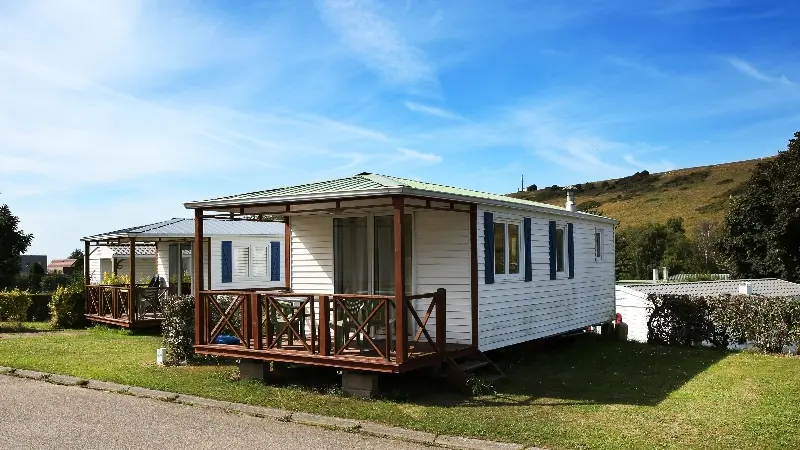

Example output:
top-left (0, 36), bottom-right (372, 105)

top-left (85, 284), bottom-right (168, 323)
top-left (198, 288), bottom-right (447, 363)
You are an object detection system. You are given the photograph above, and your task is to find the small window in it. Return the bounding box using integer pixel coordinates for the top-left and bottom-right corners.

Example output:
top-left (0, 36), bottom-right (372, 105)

top-left (595, 229), bottom-right (603, 260)
top-left (508, 223), bottom-right (520, 274)
top-left (493, 219), bottom-right (523, 280)
top-left (233, 246), bottom-right (250, 278)
top-left (494, 222), bottom-right (506, 275)
top-left (555, 227), bottom-right (565, 273)
top-left (252, 246), bottom-right (268, 277)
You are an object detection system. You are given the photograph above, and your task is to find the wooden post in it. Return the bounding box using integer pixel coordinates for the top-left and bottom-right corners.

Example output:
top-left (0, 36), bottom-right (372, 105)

top-left (193, 209), bottom-right (206, 345)
top-left (84, 241), bottom-right (90, 313)
top-left (393, 196), bottom-right (407, 364)
top-left (435, 288), bottom-right (446, 359)
top-left (251, 293), bottom-right (262, 350)
top-left (319, 295), bottom-right (330, 356)
top-left (469, 204), bottom-right (479, 348)
top-left (284, 217), bottom-right (291, 289)
top-left (129, 238), bottom-right (136, 323)
top-left (206, 238), bottom-right (212, 290)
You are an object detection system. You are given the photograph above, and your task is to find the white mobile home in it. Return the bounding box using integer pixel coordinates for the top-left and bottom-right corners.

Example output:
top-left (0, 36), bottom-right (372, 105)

top-left (81, 218), bottom-right (285, 328)
top-left (617, 279), bottom-right (800, 343)
top-left (183, 173), bottom-right (617, 380)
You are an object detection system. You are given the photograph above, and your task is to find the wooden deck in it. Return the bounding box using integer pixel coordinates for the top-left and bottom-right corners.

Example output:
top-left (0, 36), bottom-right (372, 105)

top-left (195, 289), bottom-right (473, 373)
top-left (85, 285), bottom-right (167, 328)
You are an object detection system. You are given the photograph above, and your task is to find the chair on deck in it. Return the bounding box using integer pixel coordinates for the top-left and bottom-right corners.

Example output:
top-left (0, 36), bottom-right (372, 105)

top-left (268, 299), bottom-right (305, 348)
top-left (137, 276), bottom-right (163, 317)
top-left (335, 298), bottom-right (394, 355)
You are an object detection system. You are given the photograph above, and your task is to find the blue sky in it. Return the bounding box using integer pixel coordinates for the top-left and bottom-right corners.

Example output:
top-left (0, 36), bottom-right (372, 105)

top-left (1, 0), bottom-right (798, 258)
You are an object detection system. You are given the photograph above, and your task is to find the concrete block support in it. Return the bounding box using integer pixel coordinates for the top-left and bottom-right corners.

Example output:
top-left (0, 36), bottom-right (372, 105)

top-left (342, 371), bottom-right (379, 399)
top-left (238, 360), bottom-right (269, 381)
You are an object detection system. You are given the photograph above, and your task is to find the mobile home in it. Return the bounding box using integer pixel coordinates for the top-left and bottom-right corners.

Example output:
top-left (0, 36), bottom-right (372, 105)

top-left (183, 173), bottom-right (617, 385)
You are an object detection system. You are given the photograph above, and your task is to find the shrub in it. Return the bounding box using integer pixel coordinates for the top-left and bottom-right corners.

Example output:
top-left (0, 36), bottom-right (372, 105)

top-left (41, 272), bottom-right (77, 292)
top-left (101, 272), bottom-right (130, 285)
top-left (526, 184), bottom-right (538, 192)
top-left (49, 283), bottom-right (86, 329)
top-left (0, 289), bottom-right (33, 325)
top-left (646, 293), bottom-right (800, 353)
top-left (161, 294), bottom-right (195, 364)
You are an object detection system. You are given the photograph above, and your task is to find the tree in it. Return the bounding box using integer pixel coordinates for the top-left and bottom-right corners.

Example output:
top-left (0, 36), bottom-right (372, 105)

top-left (615, 217), bottom-right (695, 280)
top-left (0, 204), bottom-right (34, 290)
top-left (692, 221), bottom-right (721, 274)
top-left (526, 184), bottom-right (538, 192)
top-left (717, 131), bottom-right (800, 281)
top-left (68, 249), bottom-right (84, 274)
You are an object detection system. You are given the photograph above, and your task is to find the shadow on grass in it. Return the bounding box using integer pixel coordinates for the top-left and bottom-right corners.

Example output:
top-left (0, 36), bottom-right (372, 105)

top-left (221, 334), bottom-right (730, 408)
top-left (387, 334), bottom-right (729, 408)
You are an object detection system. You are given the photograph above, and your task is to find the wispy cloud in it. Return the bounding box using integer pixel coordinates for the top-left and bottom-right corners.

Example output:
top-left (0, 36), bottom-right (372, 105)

top-left (404, 101), bottom-right (462, 120)
top-left (727, 57), bottom-right (792, 85)
top-left (395, 148), bottom-right (442, 165)
top-left (316, 0), bottom-right (435, 87)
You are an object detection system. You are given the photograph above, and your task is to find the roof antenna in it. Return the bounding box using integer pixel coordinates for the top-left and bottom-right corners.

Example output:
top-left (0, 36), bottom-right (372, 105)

top-left (520, 174), bottom-right (524, 192)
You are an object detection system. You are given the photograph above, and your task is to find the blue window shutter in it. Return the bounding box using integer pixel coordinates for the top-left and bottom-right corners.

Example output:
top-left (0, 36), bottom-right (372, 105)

top-left (221, 241), bottom-right (232, 283)
top-left (270, 241), bottom-right (281, 281)
top-left (548, 221), bottom-right (557, 280)
top-left (568, 223), bottom-right (575, 279)
top-left (524, 217), bottom-right (532, 282)
top-left (483, 212), bottom-right (494, 284)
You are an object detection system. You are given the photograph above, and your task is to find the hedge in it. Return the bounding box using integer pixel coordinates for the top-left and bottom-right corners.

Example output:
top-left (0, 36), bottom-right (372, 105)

top-left (0, 289), bottom-right (33, 325)
top-left (646, 293), bottom-right (800, 353)
top-left (49, 284), bottom-right (85, 329)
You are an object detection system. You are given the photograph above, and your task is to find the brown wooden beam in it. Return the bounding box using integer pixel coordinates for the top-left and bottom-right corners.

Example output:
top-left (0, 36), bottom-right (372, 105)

top-left (284, 217), bottom-right (291, 289)
top-left (194, 209), bottom-right (206, 345)
top-left (469, 204), bottom-right (479, 348)
top-left (206, 238), bottom-right (212, 290)
top-left (392, 195), bottom-right (407, 364)
top-left (129, 238), bottom-right (136, 323)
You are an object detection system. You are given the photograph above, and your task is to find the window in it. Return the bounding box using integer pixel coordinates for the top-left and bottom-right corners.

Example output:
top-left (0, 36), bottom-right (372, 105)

top-left (252, 246), bottom-right (268, 277)
top-left (233, 246), bottom-right (250, 278)
top-left (595, 229), bottom-right (603, 260)
top-left (494, 219), bottom-right (523, 279)
top-left (555, 227), bottom-right (565, 273)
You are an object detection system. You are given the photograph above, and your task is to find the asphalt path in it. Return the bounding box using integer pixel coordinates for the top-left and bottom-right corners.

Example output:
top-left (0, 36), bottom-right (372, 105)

top-left (0, 375), bottom-right (429, 450)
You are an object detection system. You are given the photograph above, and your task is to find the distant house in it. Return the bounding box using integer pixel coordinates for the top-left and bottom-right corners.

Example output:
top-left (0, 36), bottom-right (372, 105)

top-left (19, 255), bottom-right (47, 274)
top-left (47, 259), bottom-right (79, 275)
top-left (616, 279), bottom-right (800, 343)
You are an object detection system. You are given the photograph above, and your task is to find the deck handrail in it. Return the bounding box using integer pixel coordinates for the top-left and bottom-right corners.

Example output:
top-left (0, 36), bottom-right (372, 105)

top-left (197, 288), bottom-right (447, 364)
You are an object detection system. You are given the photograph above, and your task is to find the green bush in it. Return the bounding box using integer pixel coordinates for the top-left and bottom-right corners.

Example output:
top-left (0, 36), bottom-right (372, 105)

top-left (40, 272), bottom-right (77, 292)
top-left (49, 283), bottom-right (85, 329)
top-left (646, 293), bottom-right (800, 353)
top-left (161, 294), bottom-right (195, 364)
top-left (0, 289), bottom-right (33, 325)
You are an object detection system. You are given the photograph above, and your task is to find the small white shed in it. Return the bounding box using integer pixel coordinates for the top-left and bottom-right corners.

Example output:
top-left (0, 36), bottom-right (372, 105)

top-left (616, 279), bottom-right (800, 343)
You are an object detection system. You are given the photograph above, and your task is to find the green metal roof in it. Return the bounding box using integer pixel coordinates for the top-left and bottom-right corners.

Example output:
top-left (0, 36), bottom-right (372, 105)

top-left (184, 172), bottom-right (617, 223)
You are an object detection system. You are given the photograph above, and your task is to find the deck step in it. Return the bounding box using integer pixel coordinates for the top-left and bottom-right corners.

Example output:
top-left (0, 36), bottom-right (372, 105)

top-left (457, 359), bottom-right (489, 373)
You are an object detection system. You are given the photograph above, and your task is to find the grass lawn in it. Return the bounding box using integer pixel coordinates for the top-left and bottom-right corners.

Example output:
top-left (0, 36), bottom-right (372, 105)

top-left (1, 328), bottom-right (798, 450)
top-left (0, 321), bottom-right (55, 333)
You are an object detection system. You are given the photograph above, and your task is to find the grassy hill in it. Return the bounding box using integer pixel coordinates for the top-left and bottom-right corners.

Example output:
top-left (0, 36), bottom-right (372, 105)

top-left (511, 158), bottom-right (767, 231)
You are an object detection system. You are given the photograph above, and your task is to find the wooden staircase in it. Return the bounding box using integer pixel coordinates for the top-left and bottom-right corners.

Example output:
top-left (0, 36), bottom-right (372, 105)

top-left (443, 349), bottom-right (505, 389)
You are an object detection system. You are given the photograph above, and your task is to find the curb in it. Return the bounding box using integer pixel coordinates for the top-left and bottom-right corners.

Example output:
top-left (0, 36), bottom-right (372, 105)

top-left (0, 369), bottom-right (541, 450)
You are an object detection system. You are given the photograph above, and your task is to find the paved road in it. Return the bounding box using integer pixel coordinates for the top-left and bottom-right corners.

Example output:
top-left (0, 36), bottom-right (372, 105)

top-left (0, 376), bottom-right (428, 450)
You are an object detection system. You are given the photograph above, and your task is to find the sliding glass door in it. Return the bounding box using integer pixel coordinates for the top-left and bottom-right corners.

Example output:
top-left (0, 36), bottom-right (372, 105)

top-left (334, 214), bottom-right (412, 295)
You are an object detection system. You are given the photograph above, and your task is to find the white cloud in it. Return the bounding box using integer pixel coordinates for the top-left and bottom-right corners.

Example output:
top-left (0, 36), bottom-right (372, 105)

top-left (316, 0), bottom-right (435, 86)
top-left (395, 148), bottom-right (442, 165)
top-left (728, 57), bottom-right (793, 85)
top-left (404, 101), bottom-right (462, 120)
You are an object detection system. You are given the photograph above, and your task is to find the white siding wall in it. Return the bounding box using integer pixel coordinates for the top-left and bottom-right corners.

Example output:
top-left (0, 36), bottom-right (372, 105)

top-left (116, 257), bottom-right (157, 281)
top-left (208, 236), bottom-right (285, 290)
top-left (156, 243), bottom-right (170, 282)
top-left (477, 205), bottom-right (616, 351)
top-left (414, 210), bottom-right (472, 344)
top-left (615, 286), bottom-right (649, 343)
top-left (290, 216), bottom-right (334, 294)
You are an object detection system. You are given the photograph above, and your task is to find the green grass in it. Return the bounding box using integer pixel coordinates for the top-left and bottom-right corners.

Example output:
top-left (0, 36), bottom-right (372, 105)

top-left (512, 158), bottom-right (763, 230)
top-left (1, 329), bottom-right (798, 449)
top-left (0, 321), bottom-right (55, 333)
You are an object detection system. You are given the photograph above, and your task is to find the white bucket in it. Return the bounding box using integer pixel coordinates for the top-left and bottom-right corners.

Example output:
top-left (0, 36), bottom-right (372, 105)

top-left (156, 348), bottom-right (166, 366)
